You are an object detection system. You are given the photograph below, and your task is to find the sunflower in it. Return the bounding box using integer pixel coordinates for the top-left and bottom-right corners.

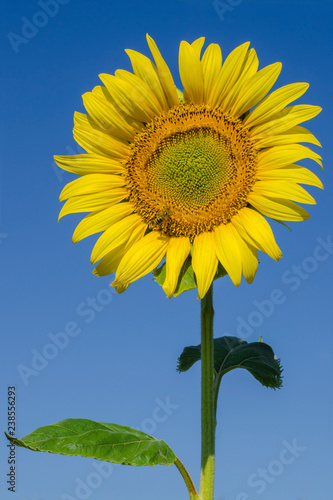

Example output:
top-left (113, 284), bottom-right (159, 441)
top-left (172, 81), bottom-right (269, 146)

top-left (56, 35), bottom-right (323, 298)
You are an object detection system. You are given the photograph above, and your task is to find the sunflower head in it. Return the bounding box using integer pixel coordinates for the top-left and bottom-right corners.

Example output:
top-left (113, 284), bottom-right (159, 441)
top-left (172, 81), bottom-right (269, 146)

top-left (56, 34), bottom-right (323, 298)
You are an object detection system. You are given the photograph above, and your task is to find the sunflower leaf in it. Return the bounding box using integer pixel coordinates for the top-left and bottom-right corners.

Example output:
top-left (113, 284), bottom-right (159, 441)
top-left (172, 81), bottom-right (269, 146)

top-left (153, 258), bottom-right (227, 297)
top-left (177, 336), bottom-right (283, 390)
top-left (5, 419), bottom-right (176, 467)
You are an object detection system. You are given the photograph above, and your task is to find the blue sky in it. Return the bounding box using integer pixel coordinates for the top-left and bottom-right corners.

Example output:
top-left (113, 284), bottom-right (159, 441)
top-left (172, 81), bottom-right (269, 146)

top-left (1, 1), bottom-right (332, 499)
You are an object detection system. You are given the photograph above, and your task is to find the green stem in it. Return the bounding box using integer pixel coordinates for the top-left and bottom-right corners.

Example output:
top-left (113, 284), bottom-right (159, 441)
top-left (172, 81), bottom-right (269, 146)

top-left (199, 284), bottom-right (215, 500)
top-left (174, 457), bottom-right (201, 500)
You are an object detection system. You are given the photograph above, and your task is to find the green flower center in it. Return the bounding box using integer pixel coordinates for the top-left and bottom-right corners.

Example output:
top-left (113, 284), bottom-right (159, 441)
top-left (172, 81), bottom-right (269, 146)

top-left (147, 128), bottom-right (235, 210)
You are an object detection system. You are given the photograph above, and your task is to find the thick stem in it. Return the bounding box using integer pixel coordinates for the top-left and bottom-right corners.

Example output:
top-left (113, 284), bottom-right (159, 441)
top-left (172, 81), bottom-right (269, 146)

top-left (199, 284), bottom-right (215, 500)
top-left (174, 457), bottom-right (201, 500)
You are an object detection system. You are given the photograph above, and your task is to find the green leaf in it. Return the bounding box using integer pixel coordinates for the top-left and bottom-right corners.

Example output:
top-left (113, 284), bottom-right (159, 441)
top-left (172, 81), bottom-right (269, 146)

top-left (5, 419), bottom-right (176, 467)
top-left (178, 336), bottom-right (283, 390)
top-left (153, 257), bottom-right (227, 297)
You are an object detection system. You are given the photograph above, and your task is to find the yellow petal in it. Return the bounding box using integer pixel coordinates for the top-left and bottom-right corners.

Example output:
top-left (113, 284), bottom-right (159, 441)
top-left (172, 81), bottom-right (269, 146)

top-left (92, 85), bottom-right (144, 133)
top-left (112, 231), bottom-right (169, 289)
top-left (248, 193), bottom-right (310, 221)
top-left (146, 34), bottom-right (179, 108)
top-left (179, 41), bottom-right (204, 104)
top-left (91, 85), bottom-right (106, 98)
top-left (192, 232), bottom-right (218, 298)
top-left (257, 164), bottom-right (323, 189)
top-left (72, 202), bottom-right (134, 243)
top-left (250, 104), bottom-right (322, 137)
top-left (201, 43), bottom-right (222, 102)
top-left (258, 144), bottom-right (322, 170)
top-left (233, 208), bottom-right (282, 260)
top-left (254, 125), bottom-right (322, 149)
top-left (93, 247), bottom-right (125, 277)
top-left (191, 37), bottom-right (205, 57)
top-left (231, 62), bottom-right (282, 118)
top-left (59, 174), bottom-right (125, 202)
top-left (230, 224), bottom-right (259, 283)
top-left (252, 180), bottom-right (316, 205)
top-left (222, 48), bottom-right (259, 111)
top-left (82, 92), bottom-right (136, 141)
top-left (125, 49), bottom-right (169, 110)
top-left (91, 214), bottom-right (142, 264)
top-left (73, 119), bottom-right (130, 159)
top-left (214, 223), bottom-right (242, 286)
top-left (115, 69), bottom-right (164, 114)
top-left (58, 188), bottom-right (127, 220)
top-left (242, 47), bottom-right (259, 76)
top-left (162, 237), bottom-right (191, 298)
top-left (114, 283), bottom-right (129, 294)
top-left (99, 73), bottom-right (158, 123)
top-left (93, 222), bottom-right (147, 277)
top-left (244, 82), bottom-right (309, 127)
top-left (210, 42), bottom-right (250, 108)
top-left (238, 239), bottom-right (259, 284)
top-left (54, 154), bottom-right (125, 176)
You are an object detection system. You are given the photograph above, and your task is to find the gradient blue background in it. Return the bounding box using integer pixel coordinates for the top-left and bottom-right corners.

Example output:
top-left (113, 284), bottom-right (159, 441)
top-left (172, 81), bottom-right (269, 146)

top-left (1, 1), bottom-right (332, 499)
